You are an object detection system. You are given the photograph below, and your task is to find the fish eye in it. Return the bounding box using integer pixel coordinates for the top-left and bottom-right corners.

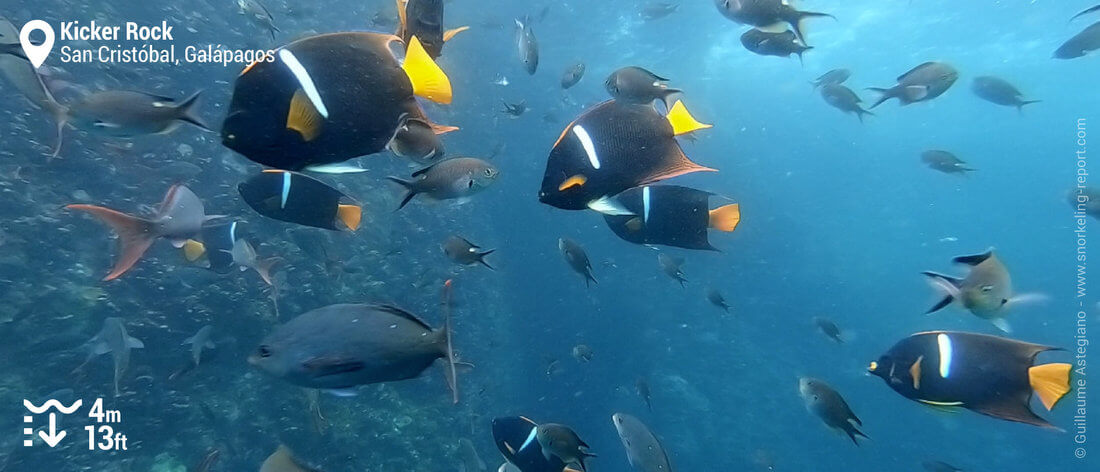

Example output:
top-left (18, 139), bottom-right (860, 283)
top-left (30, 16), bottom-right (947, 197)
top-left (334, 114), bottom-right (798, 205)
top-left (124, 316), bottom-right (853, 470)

top-left (257, 345), bottom-right (272, 358)
top-left (980, 285), bottom-right (994, 293)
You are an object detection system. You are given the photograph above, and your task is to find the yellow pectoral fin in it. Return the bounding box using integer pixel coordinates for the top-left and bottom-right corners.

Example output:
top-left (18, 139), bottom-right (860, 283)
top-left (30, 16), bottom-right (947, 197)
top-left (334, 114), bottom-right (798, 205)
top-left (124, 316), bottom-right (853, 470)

top-left (443, 26), bottom-right (470, 42)
top-left (558, 174), bottom-right (587, 191)
top-left (708, 203), bottom-right (740, 232)
top-left (287, 89), bottom-right (323, 141)
top-left (909, 355), bottom-right (924, 390)
top-left (337, 204), bottom-right (362, 231)
top-left (183, 239), bottom-right (206, 262)
top-left (666, 100), bottom-right (712, 136)
top-left (402, 36), bottom-right (452, 104)
top-left (1029, 363), bottom-right (1072, 411)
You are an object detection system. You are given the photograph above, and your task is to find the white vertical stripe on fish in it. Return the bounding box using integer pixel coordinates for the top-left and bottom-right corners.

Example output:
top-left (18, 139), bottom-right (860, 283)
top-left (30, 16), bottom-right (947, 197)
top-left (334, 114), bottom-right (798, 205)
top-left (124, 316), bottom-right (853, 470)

top-left (229, 221), bottom-right (238, 241)
top-left (572, 125), bottom-right (600, 170)
top-left (937, 333), bottom-right (953, 378)
top-left (278, 49), bottom-right (329, 119)
top-left (280, 172), bottom-right (291, 209)
top-left (642, 186), bottom-right (651, 223)
top-left (518, 425), bottom-right (538, 452)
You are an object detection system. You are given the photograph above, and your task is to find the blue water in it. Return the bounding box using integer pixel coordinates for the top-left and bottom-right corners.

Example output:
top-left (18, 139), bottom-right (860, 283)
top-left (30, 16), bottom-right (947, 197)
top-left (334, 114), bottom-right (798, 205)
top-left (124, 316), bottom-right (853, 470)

top-left (0, 1), bottom-right (1098, 471)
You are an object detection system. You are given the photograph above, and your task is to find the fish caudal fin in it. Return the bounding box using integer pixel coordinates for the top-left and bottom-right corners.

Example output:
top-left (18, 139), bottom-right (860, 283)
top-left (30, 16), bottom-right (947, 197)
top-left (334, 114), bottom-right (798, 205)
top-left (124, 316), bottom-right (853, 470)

top-left (441, 279), bottom-right (459, 404)
top-left (478, 250), bottom-right (496, 270)
top-left (386, 177), bottom-right (419, 210)
top-left (403, 36), bottom-right (452, 104)
top-left (708, 203), bottom-right (741, 232)
top-left (443, 26), bottom-right (470, 42)
top-left (255, 257), bottom-right (281, 287)
top-left (66, 204), bottom-right (157, 280)
top-left (921, 271), bottom-right (962, 313)
top-left (287, 89), bottom-right (323, 141)
top-left (1017, 100), bottom-right (1041, 112)
top-left (176, 90), bottom-right (212, 132)
top-left (183, 239), bottom-right (206, 262)
top-left (791, 10), bottom-right (836, 44)
top-left (666, 100), bottom-right (712, 136)
top-left (336, 204), bottom-right (362, 231)
top-left (866, 87), bottom-right (897, 109)
top-left (1029, 363), bottom-right (1072, 411)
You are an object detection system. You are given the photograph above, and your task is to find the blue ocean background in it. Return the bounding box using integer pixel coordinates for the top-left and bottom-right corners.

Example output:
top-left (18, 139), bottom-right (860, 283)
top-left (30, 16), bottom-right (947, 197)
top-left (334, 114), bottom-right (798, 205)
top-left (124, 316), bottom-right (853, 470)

top-left (0, 0), bottom-right (1097, 471)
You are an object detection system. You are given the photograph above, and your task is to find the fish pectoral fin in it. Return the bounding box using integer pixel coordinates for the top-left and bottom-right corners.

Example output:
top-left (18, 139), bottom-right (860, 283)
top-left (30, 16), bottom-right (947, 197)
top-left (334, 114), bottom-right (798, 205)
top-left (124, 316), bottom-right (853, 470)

top-left (990, 318), bottom-right (1012, 333)
top-left (665, 100), bottom-right (712, 136)
top-left (302, 356), bottom-right (366, 376)
top-left (1029, 363), bottom-right (1072, 411)
top-left (443, 26), bottom-right (470, 42)
top-left (708, 203), bottom-right (741, 232)
top-left (337, 204), bottom-right (362, 231)
top-left (287, 89), bottom-right (323, 141)
top-left (909, 355), bottom-right (923, 390)
top-left (903, 85), bottom-right (929, 101)
top-left (126, 337), bottom-right (144, 349)
top-left (558, 174), bottom-right (587, 191)
top-left (402, 36), bottom-right (452, 104)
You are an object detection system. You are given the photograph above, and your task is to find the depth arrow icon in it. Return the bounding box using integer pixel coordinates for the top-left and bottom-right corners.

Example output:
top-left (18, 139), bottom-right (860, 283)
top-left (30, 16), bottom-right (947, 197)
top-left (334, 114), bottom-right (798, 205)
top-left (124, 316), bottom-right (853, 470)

top-left (38, 413), bottom-right (65, 447)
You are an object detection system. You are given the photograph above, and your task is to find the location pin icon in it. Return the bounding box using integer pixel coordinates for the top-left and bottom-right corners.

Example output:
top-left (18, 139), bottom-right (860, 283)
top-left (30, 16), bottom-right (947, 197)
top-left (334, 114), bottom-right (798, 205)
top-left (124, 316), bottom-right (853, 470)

top-left (19, 20), bottom-right (55, 69)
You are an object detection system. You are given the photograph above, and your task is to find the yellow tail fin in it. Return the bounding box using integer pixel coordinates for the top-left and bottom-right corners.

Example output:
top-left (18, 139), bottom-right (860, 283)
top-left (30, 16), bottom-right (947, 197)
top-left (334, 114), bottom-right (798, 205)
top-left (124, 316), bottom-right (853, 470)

top-left (666, 100), bottom-right (712, 136)
top-left (287, 89), bottom-right (323, 141)
top-left (443, 26), bottom-right (470, 42)
top-left (708, 203), bottom-right (740, 232)
top-left (1029, 363), bottom-right (1072, 411)
top-left (337, 204), bottom-right (362, 231)
top-left (402, 36), bottom-right (452, 104)
top-left (183, 239), bottom-right (206, 262)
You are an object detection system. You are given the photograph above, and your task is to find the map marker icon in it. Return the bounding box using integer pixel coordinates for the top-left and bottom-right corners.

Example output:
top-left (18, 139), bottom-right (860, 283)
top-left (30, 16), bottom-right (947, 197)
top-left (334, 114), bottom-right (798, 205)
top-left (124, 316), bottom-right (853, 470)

top-left (19, 20), bottom-right (54, 68)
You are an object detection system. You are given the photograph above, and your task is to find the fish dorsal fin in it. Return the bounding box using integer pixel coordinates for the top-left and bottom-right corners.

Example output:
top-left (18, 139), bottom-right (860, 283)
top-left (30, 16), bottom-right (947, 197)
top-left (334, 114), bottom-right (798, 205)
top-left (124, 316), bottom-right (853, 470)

top-left (372, 304), bottom-right (433, 330)
top-left (411, 162), bottom-right (439, 178)
top-left (665, 100), bottom-right (712, 136)
top-left (952, 250), bottom-right (993, 266)
top-left (458, 236), bottom-right (479, 248)
top-left (898, 62), bottom-right (938, 82)
top-left (402, 36), bottom-right (452, 104)
top-left (443, 26), bottom-right (470, 42)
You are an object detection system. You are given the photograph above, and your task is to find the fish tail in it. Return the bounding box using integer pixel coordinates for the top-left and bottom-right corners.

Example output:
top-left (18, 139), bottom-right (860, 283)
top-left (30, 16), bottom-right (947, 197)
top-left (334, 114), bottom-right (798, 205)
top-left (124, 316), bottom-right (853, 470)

top-left (845, 425), bottom-right (870, 445)
top-left (255, 257), bottom-right (282, 287)
top-left (1017, 100), bottom-right (1041, 113)
top-left (65, 204), bottom-right (157, 280)
top-left (790, 10), bottom-right (836, 44)
top-left (921, 271), bottom-right (961, 313)
top-left (478, 250), bottom-right (496, 270)
top-left (1029, 363), bottom-right (1072, 411)
top-left (36, 72), bottom-right (69, 160)
top-left (440, 279), bottom-right (459, 404)
top-left (176, 90), bottom-right (212, 132)
top-left (386, 177), bottom-right (419, 210)
top-left (585, 269), bottom-right (598, 288)
top-left (865, 87), bottom-right (895, 109)
top-left (857, 108), bottom-right (874, 123)
top-left (796, 46), bottom-right (813, 67)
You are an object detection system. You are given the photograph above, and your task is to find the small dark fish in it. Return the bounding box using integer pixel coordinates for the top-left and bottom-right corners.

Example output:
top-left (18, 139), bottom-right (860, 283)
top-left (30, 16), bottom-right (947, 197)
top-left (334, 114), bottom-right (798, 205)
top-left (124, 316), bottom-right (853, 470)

top-left (67, 184), bottom-right (211, 280)
top-left (714, 0), bottom-right (834, 44)
top-left (921, 150), bottom-right (975, 175)
top-left (612, 413), bottom-right (673, 472)
top-left (602, 185), bottom-right (740, 250)
top-left (868, 62), bottom-right (958, 108)
top-left (1071, 5), bottom-right (1100, 22)
top-left (971, 76), bottom-right (1040, 111)
top-left (442, 235), bottom-right (495, 270)
top-left (635, 377), bottom-right (652, 411)
top-left (869, 331), bottom-right (1071, 429)
top-left (657, 253), bottom-right (687, 287)
top-left (812, 317), bottom-right (843, 344)
top-left (798, 377), bottom-right (868, 445)
top-left (249, 299), bottom-right (458, 400)
top-left (811, 68), bottom-right (850, 88)
top-left (820, 83), bottom-right (873, 122)
top-left (559, 238), bottom-right (598, 287)
top-left (387, 157), bottom-right (500, 209)
top-left (515, 17), bottom-right (539, 74)
top-left (922, 460), bottom-right (964, 472)
top-left (492, 417), bottom-right (570, 472)
top-left (535, 424), bottom-right (596, 472)
top-left (561, 62), bottom-right (585, 89)
top-left (389, 115), bottom-right (451, 165)
top-left (641, 3), bottom-right (679, 21)
top-left (604, 66), bottom-right (681, 106)
top-left (501, 99), bottom-right (528, 117)
top-left (922, 249), bottom-right (1028, 332)
top-left (238, 170), bottom-right (362, 231)
top-left (1055, 21), bottom-right (1100, 59)
top-left (740, 29), bottom-right (812, 63)
top-left (396, 0), bottom-right (469, 59)
top-left (77, 317), bottom-right (144, 397)
top-left (68, 90), bottom-right (210, 137)
top-left (0, 16), bottom-right (67, 157)
top-left (571, 344), bottom-right (593, 362)
top-left (707, 288), bottom-right (731, 312)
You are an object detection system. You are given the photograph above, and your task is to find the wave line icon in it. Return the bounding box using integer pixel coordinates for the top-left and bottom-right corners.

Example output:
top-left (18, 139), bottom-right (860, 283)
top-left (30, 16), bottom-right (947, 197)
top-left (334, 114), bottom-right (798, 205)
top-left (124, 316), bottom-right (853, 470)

top-left (23, 399), bottom-right (82, 414)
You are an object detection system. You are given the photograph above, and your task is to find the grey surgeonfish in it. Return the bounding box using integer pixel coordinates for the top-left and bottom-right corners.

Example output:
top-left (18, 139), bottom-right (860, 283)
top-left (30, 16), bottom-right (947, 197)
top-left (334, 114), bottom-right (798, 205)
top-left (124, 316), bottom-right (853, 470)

top-left (1055, 21), bottom-right (1100, 59)
top-left (612, 413), bottom-right (673, 472)
top-left (740, 29), bottom-right (812, 63)
top-left (813, 317), bottom-right (844, 344)
top-left (820, 84), bottom-right (872, 122)
top-left (182, 325), bottom-right (215, 366)
top-left (515, 17), bottom-right (539, 74)
top-left (237, 0), bottom-right (280, 40)
top-left (67, 90), bottom-right (210, 137)
top-left (442, 235), bottom-right (495, 270)
top-left (501, 100), bottom-right (528, 117)
top-left (713, 0), bottom-right (834, 44)
top-left (66, 184), bottom-right (214, 280)
top-left (657, 253), bottom-right (687, 287)
top-left (811, 68), bottom-right (850, 88)
top-left (76, 318), bottom-right (144, 397)
top-left (921, 150), bottom-right (975, 175)
top-left (706, 288), bottom-right (730, 313)
top-left (561, 62), bottom-right (585, 89)
top-left (922, 249), bottom-right (1042, 332)
top-left (249, 295), bottom-right (459, 401)
top-left (604, 66), bottom-right (681, 107)
top-left (798, 377), bottom-right (868, 445)
top-left (868, 62), bottom-right (958, 108)
top-left (533, 424), bottom-right (596, 472)
top-left (559, 238), bottom-right (597, 287)
top-left (0, 16), bottom-right (68, 157)
top-left (387, 157), bottom-right (500, 209)
top-left (971, 76), bottom-right (1040, 111)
